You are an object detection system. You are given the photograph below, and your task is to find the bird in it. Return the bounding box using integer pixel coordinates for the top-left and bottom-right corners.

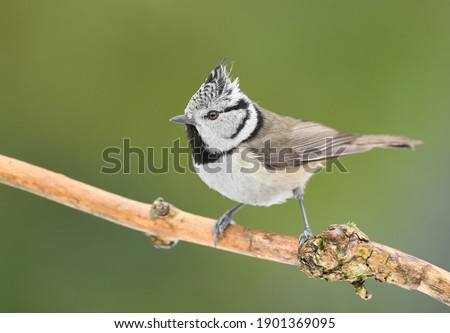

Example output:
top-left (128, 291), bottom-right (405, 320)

top-left (170, 62), bottom-right (421, 248)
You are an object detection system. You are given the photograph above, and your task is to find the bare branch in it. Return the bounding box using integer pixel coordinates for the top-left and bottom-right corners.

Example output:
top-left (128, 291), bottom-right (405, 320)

top-left (0, 154), bottom-right (448, 305)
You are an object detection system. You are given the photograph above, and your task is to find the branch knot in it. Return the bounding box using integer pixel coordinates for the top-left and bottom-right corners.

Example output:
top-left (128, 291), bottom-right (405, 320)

top-left (299, 224), bottom-right (373, 300)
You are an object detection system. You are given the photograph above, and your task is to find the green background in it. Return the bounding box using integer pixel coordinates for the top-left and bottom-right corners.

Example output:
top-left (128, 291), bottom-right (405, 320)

top-left (1, 0), bottom-right (449, 312)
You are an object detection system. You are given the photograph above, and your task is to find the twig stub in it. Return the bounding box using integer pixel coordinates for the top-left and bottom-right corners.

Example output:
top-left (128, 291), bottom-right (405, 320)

top-left (148, 197), bottom-right (178, 249)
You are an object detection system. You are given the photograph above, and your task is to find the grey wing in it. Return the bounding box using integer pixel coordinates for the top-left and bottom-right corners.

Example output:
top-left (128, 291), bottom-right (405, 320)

top-left (253, 120), bottom-right (361, 171)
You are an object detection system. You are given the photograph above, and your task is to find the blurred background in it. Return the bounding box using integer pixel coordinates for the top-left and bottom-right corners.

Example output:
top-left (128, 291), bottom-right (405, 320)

top-left (0, 0), bottom-right (449, 312)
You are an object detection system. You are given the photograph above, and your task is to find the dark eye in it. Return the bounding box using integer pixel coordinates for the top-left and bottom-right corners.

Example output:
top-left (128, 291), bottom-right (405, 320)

top-left (206, 110), bottom-right (220, 120)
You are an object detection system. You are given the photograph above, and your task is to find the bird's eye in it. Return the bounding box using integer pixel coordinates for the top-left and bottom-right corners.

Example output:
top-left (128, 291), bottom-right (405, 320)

top-left (206, 111), bottom-right (220, 120)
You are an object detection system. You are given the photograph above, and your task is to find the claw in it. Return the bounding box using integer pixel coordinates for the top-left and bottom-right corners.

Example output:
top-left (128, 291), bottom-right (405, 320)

top-left (213, 229), bottom-right (221, 248)
top-left (212, 214), bottom-right (234, 247)
top-left (211, 203), bottom-right (245, 247)
top-left (298, 227), bottom-right (313, 251)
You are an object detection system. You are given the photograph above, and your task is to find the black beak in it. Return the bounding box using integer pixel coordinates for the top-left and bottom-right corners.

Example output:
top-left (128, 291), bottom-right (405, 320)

top-left (169, 114), bottom-right (193, 125)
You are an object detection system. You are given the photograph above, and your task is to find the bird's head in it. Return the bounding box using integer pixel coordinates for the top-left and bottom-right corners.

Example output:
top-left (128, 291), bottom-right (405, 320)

top-left (170, 63), bottom-right (261, 154)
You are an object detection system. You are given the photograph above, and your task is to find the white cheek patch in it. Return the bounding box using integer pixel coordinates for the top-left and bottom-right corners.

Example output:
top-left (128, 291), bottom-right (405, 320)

top-left (199, 106), bottom-right (259, 152)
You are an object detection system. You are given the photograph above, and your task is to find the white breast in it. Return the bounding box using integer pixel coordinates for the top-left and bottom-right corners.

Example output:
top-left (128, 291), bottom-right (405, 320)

top-left (194, 151), bottom-right (319, 206)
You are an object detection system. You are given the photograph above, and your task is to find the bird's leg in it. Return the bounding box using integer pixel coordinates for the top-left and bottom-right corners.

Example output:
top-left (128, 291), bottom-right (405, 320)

top-left (294, 188), bottom-right (313, 250)
top-left (213, 203), bottom-right (245, 247)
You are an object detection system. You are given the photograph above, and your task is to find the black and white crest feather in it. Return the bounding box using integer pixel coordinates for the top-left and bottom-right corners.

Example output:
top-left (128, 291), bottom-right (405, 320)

top-left (185, 64), bottom-right (240, 114)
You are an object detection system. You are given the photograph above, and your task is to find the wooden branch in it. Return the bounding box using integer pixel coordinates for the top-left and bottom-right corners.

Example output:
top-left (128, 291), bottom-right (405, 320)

top-left (0, 154), bottom-right (448, 305)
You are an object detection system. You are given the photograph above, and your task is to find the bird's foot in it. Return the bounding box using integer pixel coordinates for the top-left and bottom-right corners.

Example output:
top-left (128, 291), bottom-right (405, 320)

top-left (212, 214), bottom-right (235, 247)
top-left (298, 227), bottom-right (313, 252)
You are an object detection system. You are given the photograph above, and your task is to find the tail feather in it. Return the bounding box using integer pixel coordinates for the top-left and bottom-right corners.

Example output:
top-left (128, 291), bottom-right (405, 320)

top-left (353, 135), bottom-right (422, 150)
top-left (334, 134), bottom-right (422, 158)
